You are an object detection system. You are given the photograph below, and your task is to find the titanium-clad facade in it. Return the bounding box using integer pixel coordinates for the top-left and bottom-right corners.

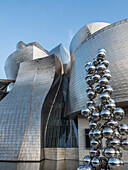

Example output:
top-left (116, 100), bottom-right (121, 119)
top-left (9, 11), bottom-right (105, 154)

top-left (68, 19), bottom-right (128, 116)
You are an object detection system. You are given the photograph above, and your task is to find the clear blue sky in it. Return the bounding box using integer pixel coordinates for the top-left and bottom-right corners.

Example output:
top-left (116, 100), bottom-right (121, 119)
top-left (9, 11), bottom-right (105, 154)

top-left (0, 0), bottom-right (128, 78)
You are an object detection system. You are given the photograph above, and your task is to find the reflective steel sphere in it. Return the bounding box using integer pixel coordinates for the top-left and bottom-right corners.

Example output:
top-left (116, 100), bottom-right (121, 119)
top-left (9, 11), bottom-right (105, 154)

top-left (90, 148), bottom-right (100, 157)
top-left (86, 100), bottom-right (95, 107)
top-left (86, 86), bottom-right (94, 93)
top-left (108, 158), bottom-right (124, 170)
top-left (104, 69), bottom-right (110, 74)
top-left (109, 138), bottom-right (120, 149)
top-left (88, 105), bottom-right (96, 113)
top-left (98, 102), bottom-right (104, 111)
top-left (99, 77), bottom-right (109, 87)
top-left (122, 139), bottom-right (128, 150)
top-left (103, 73), bottom-right (111, 80)
top-left (83, 155), bottom-right (91, 165)
top-left (95, 85), bottom-right (103, 94)
top-left (102, 128), bottom-right (113, 139)
top-left (101, 110), bottom-right (111, 120)
top-left (105, 148), bottom-right (116, 159)
top-left (92, 74), bottom-right (101, 83)
top-left (119, 124), bottom-right (128, 135)
top-left (96, 64), bottom-right (106, 73)
top-left (91, 157), bottom-right (100, 169)
top-left (85, 62), bottom-right (92, 68)
top-left (93, 129), bottom-right (102, 139)
top-left (101, 60), bottom-right (109, 68)
top-left (87, 90), bottom-right (96, 99)
top-left (86, 77), bottom-right (94, 86)
top-left (103, 86), bottom-right (113, 95)
top-left (114, 129), bottom-right (121, 139)
top-left (107, 120), bottom-right (118, 129)
top-left (86, 64), bottom-right (95, 74)
top-left (81, 107), bottom-right (91, 118)
top-left (92, 112), bottom-right (100, 121)
top-left (89, 121), bottom-right (97, 130)
top-left (90, 138), bottom-right (101, 149)
top-left (92, 58), bottom-right (99, 66)
top-left (113, 108), bottom-right (125, 121)
top-left (100, 93), bottom-right (110, 103)
top-left (105, 102), bottom-right (116, 111)
top-left (85, 74), bottom-right (92, 80)
top-left (96, 49), bottom-right (106, 60)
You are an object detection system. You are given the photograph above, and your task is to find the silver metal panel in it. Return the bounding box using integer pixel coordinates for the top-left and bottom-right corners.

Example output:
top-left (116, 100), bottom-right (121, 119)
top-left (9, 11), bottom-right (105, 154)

top-left (0, 54), bottom-right (62, 161)
top-left (68, 19), bottom-right (128, 115)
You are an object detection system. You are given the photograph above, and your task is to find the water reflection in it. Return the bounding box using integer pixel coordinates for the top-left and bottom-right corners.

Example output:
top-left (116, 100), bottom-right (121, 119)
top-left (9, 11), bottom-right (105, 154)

top-left (0, 160), bottom-right (79, 170)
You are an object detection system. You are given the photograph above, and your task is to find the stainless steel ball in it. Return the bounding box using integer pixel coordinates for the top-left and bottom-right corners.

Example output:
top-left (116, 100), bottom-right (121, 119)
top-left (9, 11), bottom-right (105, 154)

top-left (88, 115), bottom-right (93, 122)
top-left (90, 138), bottom-right (101, 149)
top-left (91, 157), bottom-right (100, 169)
top-left (85, 74), bottom-right (92, 80)
top-left (86, 77), bottom-right (94, 86)
top-left (89, 121), bottom-right (97, 130)
top-left (95, 85), bottom-right (103, 94)
top-left (83, 155), bottom-right (91, 165)
top-left (86, 100), bottom-right (95, 107)
top-left (108, 158), bottom-right (124, 170)
top-left (102, 147), bottom-right (107, 157)
top-left (86, 64), bottom-right (95, 74)
top-left (103, 86), bottom-right (113, 95)
top-left (87, 90), bottom-right (96, 99)
top-left (113, 108), bottom-right (125, 121)
top-left (119, 124), bottom-right (128, 135)
top-left (85, 62), bottom-right (92, 68)
top-left (81, 107), bottom-right (91, 118)
top-left (92, 74), bottom-right (101, 83)
top-left (101, 110), bottom-right (111, 120)
top-left (105, 148), bottom-right (116, 159)
top-left (96, 64), bottom-right (106, 73)
top-left (86, 86), bottom-right (94, 93)
top-left (90, 148), bottom-right (100, 157)
top-left (107, 120), bottom-right (118, 129)
top-left (88, 105), bottom-right (96, 113)
top-left (105, 102), bottom-right (116, 111)
top-left (92, 112), bottom-right (100, 121)
top-left (109, 138), bottom-right (121, 149)
top-left (101, 60), bottom-right (109, 68)
top-left (103, 73), bottom-right (111, 80)
top-left (99, 77), bottom-right (109, 87)
top-left (100, 93), bottom-right (110, 103)
top-left (93, 129), bottom-right (102, 139)
top-left (96, 49), bottom-right (106, 60)
top-left (102, 128), bottom-right (113, 139)
top-left (92, 58), bottom-right (100, 66)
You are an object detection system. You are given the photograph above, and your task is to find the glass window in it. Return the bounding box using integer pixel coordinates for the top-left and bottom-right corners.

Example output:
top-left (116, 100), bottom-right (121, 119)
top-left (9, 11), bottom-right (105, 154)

top-left (85, 129), bottom-right (90, 149)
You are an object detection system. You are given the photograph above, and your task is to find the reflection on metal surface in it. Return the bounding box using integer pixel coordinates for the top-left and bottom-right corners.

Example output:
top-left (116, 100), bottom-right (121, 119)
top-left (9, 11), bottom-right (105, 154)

top-left (0, 79), bottom-right (15, 101)
top-left (0, 160), bottom-right (79, 170)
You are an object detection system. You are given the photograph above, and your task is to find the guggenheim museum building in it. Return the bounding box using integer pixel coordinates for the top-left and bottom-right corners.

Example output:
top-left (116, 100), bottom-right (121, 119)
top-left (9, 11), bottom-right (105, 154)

top-left (0, 18), bottom-right (128, 162)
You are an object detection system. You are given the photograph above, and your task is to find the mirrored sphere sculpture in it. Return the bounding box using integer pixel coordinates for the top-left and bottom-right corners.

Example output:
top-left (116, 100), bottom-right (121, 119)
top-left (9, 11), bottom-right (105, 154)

top-left (78, 49), bottom-right (127, 170)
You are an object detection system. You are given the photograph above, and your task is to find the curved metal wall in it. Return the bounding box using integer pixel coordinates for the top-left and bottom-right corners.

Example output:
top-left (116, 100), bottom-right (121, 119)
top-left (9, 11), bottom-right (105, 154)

top-left (68, 19), bottom-right (128, 115)
top-left (0, 54), bottom-right (62, 161)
